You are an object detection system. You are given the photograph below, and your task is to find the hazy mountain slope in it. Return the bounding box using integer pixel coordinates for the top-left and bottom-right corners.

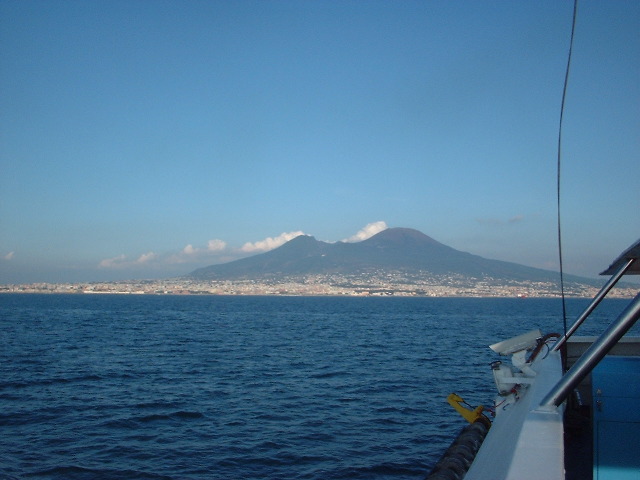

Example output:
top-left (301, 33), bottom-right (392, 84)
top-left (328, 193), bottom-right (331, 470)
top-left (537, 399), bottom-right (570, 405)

top-left (189, 227), bottom-right (593, 285)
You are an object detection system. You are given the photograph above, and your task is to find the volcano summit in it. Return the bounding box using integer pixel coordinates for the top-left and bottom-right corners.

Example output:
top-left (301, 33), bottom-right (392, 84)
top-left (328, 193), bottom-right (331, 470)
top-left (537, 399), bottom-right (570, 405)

top-left (189, 227), bottom-right (582, 286)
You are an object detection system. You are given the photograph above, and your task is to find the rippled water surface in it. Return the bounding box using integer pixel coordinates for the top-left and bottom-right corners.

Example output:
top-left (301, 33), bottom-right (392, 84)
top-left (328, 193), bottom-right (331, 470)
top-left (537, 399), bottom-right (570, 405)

top-left (0, 294), bottom-right (633, 479)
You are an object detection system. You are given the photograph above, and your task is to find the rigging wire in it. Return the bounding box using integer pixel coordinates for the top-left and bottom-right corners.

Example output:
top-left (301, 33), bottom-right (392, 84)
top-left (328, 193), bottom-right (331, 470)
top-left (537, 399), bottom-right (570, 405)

top-left (557, 0), bottom-right (578, 337)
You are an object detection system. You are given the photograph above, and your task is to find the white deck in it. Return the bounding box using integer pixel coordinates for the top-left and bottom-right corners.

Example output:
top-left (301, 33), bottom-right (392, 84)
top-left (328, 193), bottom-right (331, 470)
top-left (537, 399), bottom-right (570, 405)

top-left (464, 349), bottom-right (565, 480)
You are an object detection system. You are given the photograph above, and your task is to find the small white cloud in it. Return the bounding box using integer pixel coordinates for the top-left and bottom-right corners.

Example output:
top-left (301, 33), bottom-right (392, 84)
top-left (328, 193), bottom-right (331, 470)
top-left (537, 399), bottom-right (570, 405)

top-left (241, 231), bottom-right (306, 253)
top-left (167, 239), bottom-right (230, 264)
top-left (99, 254), bottom-right (127, 268)
top-left (343, 221), bottom-right (388, 242)
top-left (136, 252), bottom-right (157, 264)
top-left (207, 239), bottom-right (227, 252)
top-left (4, 251), bottom-right (14, 260)
top-left (181, 239), bottom-right (228, 256)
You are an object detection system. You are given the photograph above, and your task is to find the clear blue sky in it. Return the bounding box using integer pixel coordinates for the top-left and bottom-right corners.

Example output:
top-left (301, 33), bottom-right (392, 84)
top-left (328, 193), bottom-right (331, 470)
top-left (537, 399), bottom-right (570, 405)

top-left (1, 0), bottom-right (638, 284)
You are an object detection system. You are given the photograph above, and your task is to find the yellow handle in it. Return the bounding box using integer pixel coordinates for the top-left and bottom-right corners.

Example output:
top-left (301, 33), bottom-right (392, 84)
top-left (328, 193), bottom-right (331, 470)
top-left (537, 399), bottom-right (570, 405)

top-left (447, 393), bottom-right (491, 428)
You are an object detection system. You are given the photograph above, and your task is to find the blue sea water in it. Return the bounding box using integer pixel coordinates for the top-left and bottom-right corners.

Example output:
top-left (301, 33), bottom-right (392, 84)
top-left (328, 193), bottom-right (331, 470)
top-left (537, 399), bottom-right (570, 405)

top-left (0, 294), bottom-right (635, 480)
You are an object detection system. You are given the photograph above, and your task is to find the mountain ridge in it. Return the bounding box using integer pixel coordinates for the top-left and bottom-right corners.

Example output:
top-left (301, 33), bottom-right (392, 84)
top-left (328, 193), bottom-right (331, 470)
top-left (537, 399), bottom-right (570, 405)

top-left (188, 227), bottom-right (594, 285)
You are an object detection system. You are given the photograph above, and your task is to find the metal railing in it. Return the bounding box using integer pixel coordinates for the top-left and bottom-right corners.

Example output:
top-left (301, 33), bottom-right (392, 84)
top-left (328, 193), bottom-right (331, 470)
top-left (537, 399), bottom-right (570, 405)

top-left (540, 292), bottom-right (640, 409)
top-left (554, 258), bottom-right (636, 351)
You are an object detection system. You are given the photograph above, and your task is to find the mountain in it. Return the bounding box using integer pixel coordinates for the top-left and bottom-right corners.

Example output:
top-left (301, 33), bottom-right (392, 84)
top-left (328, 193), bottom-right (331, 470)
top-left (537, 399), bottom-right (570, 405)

top-left (188, 227), bottom-right (589, 284)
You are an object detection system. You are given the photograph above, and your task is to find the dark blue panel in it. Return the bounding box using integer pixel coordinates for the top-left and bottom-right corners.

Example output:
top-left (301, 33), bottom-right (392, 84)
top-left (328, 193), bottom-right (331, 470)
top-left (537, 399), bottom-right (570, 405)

top-left (592, 356), bottom-right (640, 480)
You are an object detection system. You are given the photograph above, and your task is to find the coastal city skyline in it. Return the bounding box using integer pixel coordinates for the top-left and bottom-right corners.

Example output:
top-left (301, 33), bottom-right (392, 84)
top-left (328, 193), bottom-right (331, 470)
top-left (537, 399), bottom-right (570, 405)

top-left (1, 1), bottom-right (638, 284)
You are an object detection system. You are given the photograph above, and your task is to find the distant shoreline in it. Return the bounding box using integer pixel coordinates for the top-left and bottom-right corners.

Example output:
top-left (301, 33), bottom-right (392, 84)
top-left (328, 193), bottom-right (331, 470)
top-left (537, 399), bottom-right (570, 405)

top-left (1, 292), bottom-right (635, 299)
top-left (1, 281), bottom-right (636, 299)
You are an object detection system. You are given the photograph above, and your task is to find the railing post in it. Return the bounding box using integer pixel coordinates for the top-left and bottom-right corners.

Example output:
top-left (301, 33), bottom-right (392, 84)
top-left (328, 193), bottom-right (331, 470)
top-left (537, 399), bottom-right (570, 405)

top-left (554, 258), bottom-right (636, 351)
top-left (540, 292), bottom-right (640, 409)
